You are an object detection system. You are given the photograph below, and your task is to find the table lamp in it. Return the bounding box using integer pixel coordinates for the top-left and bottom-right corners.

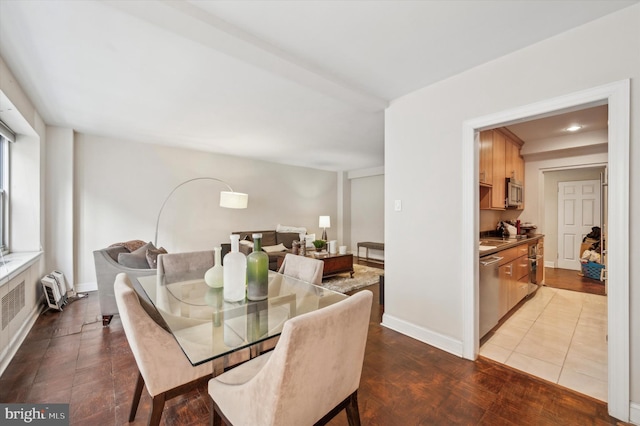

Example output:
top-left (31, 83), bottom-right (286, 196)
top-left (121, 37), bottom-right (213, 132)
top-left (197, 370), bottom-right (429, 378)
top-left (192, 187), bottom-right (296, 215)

top-left (154, 177), bottom-right (248, 246)
top-left (319, 215), bottom-right (331, 241)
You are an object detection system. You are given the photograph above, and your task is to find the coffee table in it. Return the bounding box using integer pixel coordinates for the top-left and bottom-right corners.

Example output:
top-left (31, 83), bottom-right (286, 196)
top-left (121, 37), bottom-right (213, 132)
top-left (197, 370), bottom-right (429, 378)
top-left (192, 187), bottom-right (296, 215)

top-left (276, 252), bottom-right (354, 279)
top-left (315, 252), bottom-right (354, 278)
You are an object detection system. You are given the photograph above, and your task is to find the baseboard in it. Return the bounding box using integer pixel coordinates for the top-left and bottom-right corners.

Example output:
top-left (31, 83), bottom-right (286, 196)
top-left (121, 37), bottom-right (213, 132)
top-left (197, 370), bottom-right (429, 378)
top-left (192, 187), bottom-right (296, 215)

top-left (75, 281), bottom-right (97, 293)
top-left (381, 313), bottom-right (463, 357)
top-left (544, 261), bottom-right (556, 268)
top-left (630, 402), bottom-right (640, 425)
top-left (0, 298), bottom-right (44, 378)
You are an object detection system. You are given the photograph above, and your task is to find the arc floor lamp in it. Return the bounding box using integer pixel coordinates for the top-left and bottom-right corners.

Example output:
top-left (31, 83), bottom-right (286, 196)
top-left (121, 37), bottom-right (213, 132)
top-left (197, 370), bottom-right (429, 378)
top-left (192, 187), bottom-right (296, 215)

top-left (154, 177), bottom-right (248, 247)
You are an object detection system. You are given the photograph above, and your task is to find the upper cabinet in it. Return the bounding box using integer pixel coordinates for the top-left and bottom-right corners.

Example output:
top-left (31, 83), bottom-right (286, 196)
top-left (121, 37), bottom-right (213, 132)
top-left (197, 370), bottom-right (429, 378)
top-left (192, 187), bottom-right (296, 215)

top-left (479, 128), bottom-right (524, 210)
top-left (505, 135), bottom-right (524, 182)
top-left (479, 131), bottom-right (493, 185)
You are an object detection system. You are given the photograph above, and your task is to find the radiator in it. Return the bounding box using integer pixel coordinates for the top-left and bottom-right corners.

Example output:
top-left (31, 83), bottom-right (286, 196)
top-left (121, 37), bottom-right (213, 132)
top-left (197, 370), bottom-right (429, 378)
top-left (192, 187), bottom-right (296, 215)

top-left (41, 274), bottom-right (66, 311)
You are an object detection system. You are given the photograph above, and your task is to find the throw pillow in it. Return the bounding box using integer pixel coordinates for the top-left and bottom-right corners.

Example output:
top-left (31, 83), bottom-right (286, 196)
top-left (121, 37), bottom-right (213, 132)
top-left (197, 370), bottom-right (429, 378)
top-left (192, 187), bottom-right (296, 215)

top-left (262, 243), bottom-right (287, 253)
top-left (104, 245), bottom-right (128, 262)
top-left (304, 234), bottom-right (316, 248)
top-left (118, 241), bottom-right (155, 269)
top-left (276, 224), bottom-right (307, 234)
top-left (146, 247), bottom-right (167, 268)
top-left (239, 240), bottom-right (254, 249)
top-left (109, 239), bottom-right (147, 253)
top-left (276, 232), bottom-right (299, 249)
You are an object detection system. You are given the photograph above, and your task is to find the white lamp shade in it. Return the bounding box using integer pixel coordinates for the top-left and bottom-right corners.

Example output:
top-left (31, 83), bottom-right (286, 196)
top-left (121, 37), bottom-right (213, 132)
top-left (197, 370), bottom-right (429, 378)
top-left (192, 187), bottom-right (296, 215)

top-left (319, 216), bottom-right (331, 228)
top-left (220, 191), bottom-right (249, 209)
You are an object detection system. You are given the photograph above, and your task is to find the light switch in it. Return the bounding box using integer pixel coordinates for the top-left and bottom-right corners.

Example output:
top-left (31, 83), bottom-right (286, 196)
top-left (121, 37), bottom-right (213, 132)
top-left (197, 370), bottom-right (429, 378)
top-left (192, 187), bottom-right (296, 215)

top-left (394, 200), bottom-right (402, 211)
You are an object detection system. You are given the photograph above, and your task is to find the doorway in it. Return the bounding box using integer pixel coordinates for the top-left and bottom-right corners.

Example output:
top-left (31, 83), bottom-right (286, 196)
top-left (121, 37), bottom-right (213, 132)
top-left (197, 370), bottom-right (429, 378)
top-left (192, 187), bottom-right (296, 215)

top-left (557, 179), bottom-right (602, 271)
top-left (461, 80), bottom-right (630, 421)
top-left (478, 134), bottom-right (609, 400)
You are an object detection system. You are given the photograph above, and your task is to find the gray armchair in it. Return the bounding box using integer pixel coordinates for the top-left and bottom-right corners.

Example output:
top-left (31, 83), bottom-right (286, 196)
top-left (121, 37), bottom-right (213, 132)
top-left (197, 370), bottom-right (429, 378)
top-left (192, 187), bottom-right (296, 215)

top-left (93, 245), bottom-right (156, 326)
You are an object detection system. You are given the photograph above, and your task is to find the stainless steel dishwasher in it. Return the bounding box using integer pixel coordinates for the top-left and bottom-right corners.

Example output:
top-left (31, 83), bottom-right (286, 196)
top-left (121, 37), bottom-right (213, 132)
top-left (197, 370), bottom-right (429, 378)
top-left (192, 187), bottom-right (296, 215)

top-left (479, 254), bottom-right (503, 338)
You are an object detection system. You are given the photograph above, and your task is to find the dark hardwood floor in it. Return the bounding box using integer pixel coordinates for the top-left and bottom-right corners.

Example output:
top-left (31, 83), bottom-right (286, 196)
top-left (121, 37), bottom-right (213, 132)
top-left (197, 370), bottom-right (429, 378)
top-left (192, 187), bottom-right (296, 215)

top-left (0, 260), bottom-right (627, 425)
top-left (543, 267), bottom-right (607, 295)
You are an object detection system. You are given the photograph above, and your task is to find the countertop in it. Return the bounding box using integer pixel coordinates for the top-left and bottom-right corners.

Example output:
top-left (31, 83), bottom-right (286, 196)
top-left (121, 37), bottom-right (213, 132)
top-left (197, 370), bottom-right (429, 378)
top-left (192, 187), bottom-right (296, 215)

top-left (479, 234), bottom-right (544, 257)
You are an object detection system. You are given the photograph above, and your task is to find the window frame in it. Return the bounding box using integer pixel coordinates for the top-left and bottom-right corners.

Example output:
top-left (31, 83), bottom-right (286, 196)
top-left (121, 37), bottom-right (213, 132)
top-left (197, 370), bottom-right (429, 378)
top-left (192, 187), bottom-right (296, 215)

top-left (0, 134), bottom-right (8, 255)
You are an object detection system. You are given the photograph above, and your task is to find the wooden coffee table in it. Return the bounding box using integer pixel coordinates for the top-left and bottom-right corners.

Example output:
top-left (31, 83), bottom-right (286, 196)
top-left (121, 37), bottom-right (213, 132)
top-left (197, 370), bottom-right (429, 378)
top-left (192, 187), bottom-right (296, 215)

top-left (276, 252), bottom-right (354, 279)
top-left (313, 252), bottom-right (354, 278)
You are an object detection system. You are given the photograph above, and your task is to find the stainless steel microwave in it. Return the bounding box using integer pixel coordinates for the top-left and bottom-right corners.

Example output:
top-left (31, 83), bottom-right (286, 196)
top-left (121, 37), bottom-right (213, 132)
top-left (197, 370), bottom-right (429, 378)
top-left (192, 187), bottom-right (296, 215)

top-left (506, 178), bottom-right (523, 207)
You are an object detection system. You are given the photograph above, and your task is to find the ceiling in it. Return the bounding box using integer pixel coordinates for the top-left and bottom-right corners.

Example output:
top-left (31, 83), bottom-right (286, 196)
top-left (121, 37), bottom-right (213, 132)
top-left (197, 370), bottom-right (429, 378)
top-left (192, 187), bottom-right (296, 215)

top-left (506, 104), bottom-right (609, 142)
top-left (0, 1), bottom-right (635, 171)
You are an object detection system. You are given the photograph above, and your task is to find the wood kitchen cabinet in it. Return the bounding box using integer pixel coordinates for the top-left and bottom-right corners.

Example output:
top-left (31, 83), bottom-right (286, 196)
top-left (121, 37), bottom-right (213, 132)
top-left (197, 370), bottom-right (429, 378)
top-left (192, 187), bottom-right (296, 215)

top-left (497, 244), bottom-right (530, 317)
top-left (479, 130), bottom-right (506, 210)
top-left (505, 137), bottom-right (524, 182)
top-left (479, 130), bottom-right (493, 185)
top-left (510, 257), bottom-right (530, 309)
top-left (479, 128), bottom-right (525, 210)
top-left (491, 131), bottom-right (506, 209)
top-left (536, 239), bottom-right (544, 284)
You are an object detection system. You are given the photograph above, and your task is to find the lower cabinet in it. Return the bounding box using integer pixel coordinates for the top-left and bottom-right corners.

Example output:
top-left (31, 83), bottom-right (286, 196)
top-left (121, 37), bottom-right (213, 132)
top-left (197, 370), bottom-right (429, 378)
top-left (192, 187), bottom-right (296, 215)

top-left (498, 262), bottom-right (512, 318)
top-left (497, 247), bottom-right (530, 318)
top-left (510, 276), bottom-right (529, 309)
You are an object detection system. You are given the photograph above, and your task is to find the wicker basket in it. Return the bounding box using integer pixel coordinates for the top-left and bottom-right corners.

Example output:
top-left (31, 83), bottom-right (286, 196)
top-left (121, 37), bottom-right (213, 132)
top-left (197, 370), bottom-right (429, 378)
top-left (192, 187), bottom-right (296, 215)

top-left (581, 261), bottom-right (605, 281)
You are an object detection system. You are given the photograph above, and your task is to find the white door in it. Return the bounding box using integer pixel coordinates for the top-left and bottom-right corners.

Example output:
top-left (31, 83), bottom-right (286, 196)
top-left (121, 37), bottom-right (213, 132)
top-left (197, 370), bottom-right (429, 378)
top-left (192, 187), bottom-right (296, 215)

top-left (557, 180), bottom-right (601, 270)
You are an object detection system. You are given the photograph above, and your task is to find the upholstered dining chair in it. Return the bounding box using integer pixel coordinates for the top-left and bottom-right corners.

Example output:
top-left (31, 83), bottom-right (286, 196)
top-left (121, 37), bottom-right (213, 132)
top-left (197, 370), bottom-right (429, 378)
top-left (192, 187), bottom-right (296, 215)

top-left (277, 253), bottom-right (324, 285)
top-left (113, 273), bottom-right (213, 426)
top-left (157, 249), bottom-right (215, 283)
top-left (208, 289), bottom-right (373, 426)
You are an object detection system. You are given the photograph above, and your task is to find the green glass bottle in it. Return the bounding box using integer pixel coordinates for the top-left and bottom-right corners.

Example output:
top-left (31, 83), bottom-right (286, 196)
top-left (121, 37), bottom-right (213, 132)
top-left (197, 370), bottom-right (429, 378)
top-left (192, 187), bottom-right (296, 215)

top-left (247, 233), bottom-right (268, 301)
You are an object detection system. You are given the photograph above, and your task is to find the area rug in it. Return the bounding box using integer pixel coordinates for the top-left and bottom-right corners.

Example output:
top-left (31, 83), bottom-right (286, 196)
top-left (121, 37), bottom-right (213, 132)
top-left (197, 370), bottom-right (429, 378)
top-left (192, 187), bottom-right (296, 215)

top-left (321, 264), bottom-right (383, 294)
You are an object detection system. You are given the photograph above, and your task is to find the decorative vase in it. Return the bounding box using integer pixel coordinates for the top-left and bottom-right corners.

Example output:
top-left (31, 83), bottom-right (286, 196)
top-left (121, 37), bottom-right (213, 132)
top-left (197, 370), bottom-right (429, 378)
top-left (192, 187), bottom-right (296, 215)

top-left (223, 234), bottom-right (246, 302)
top-left (204, 246), bottom-right (224, 288)
top-left (247, 233), bottom-right (268, 301)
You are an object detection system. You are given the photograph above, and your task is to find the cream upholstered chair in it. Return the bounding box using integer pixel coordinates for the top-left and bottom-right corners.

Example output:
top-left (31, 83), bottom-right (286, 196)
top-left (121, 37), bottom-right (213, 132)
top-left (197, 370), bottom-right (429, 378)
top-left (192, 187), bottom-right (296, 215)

top-left (157, 250), bottom-right (215, 283)
top-left (113, 273), bottom-right (213, 426)
top-left (277, 253), bottom-right (324, 285)
top-left (208, 289), bottom-right (373, 426)
top-left (156, 250), bottom-right (216, 317)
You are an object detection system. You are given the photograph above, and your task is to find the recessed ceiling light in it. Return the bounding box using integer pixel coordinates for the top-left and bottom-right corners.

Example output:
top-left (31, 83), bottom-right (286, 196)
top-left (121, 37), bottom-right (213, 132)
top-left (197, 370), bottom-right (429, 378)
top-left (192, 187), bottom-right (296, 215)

top-left (565, 125), bottom-right (582, 132)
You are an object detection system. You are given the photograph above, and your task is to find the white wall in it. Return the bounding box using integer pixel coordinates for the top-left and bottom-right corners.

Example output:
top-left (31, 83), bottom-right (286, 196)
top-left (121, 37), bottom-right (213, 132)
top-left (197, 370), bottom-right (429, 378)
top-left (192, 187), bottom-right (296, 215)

top-left (349, 172), bottom-right (384, 260)
top-left (74, 134), bottom-right (338, 288)
top-left (45, 127), bottom-right (74, 283)
top-left (385, 2), bottom-right (639, 409)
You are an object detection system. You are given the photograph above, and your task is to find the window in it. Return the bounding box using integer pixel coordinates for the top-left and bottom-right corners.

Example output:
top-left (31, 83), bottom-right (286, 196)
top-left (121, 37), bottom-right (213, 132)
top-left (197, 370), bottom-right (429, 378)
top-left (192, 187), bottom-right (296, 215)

top-left (0, 135), bottom-right (7, 254)
top-left (0, 120), bottom-right (14, 255)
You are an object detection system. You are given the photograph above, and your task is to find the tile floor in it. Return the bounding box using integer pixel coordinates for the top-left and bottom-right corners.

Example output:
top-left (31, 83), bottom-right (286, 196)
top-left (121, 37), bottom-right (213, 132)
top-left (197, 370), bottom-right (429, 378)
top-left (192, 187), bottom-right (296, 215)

top-left (480, 285), bottom-right (608, 402)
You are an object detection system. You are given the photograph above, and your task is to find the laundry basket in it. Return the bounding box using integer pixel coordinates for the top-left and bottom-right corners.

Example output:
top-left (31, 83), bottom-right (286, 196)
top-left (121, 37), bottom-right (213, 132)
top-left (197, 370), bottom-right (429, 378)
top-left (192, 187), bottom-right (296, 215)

top-left (581, 261), bottom-right (605, 281)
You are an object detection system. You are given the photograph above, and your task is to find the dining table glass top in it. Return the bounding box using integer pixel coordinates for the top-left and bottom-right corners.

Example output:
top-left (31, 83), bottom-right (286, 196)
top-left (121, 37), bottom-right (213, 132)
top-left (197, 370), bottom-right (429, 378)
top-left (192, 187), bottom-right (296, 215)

top-left (135, 269), bottom-right (347, 366)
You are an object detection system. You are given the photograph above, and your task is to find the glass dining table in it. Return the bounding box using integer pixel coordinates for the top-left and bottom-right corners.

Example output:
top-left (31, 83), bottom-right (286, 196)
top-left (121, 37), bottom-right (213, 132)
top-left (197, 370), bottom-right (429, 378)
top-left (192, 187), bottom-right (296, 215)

top-left (135, 269), bottom-right (347, 374)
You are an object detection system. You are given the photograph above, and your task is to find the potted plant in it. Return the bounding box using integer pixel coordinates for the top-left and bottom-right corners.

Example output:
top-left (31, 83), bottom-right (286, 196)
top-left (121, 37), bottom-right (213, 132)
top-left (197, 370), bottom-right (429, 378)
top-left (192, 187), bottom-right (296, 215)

top-left (312, 240), bottom-right (326, 252)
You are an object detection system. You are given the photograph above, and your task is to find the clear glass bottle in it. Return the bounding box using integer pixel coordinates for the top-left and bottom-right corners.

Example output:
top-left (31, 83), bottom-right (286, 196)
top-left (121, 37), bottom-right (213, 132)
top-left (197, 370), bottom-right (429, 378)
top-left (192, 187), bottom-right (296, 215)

top-left (204, 246), bottom-right (224, 288)
top-left (223, 235), bottom-right (246, 302)
top-left (246, 233), bottom-right (268, 301)
top-left (247, 301), bottom-right (268, 342)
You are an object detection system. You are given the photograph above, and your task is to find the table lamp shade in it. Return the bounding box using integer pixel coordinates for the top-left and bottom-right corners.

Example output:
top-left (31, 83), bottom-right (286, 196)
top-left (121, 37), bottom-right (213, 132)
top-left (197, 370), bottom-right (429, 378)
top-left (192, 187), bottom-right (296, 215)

top-left (319, 216), bottom-right (331, 228)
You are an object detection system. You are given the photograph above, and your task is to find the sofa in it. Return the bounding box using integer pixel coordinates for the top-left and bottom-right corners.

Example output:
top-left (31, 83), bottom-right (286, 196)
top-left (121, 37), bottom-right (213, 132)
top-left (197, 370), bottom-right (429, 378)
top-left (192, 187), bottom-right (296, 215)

top-left (231, 230), bottom-right (303, 270)
top-left (93, 240), bottom-right (166, 326)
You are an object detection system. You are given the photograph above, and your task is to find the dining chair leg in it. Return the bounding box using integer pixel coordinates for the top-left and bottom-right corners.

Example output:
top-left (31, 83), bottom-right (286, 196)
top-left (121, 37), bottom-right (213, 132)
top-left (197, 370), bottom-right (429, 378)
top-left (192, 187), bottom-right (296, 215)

top-left (210, 398), bottom-right (223, 426)
top-left (129, 372), bottom-right (145, 421)
top-left (345, 391), bottom-right (361, 426)
top-left (149, 393), bottom-right (166, 426)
